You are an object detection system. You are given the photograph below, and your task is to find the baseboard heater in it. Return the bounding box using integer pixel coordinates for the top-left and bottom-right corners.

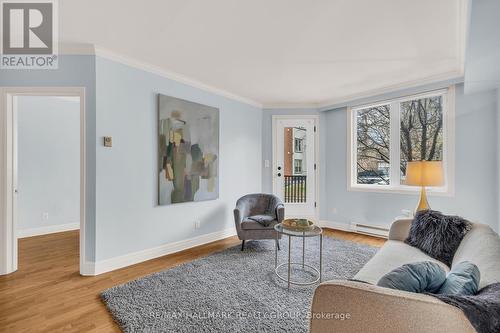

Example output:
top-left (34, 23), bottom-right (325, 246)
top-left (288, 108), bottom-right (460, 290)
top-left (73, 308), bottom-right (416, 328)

top-left (349, 222), bottom-right (389, 239)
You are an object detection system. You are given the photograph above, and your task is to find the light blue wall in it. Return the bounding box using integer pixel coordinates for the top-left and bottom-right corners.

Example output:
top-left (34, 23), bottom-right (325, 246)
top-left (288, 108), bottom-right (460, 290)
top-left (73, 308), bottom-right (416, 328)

top-left (465, 0), bottom-right (500, 94)
top-left (323, 84), bottom-right (498, 231)
top-left (261, 108), bottom-right (327, 219)
top-left (95, 57), bottom-right (262, 261)
top-left (17, 96), bottom-right (80, 231)
top-left (0, 55), bottom-right (97, 261)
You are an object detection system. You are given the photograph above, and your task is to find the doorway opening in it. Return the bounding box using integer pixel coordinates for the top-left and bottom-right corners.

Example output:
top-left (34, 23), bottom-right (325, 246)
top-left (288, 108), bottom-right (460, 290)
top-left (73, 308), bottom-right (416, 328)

top-left (1, 88), bottom-right (86, 275)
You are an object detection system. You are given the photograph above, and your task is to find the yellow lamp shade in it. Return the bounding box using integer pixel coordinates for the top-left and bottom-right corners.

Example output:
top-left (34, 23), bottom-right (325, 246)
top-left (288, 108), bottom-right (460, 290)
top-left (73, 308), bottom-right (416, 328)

top-left (405, 161), bottom-right (444, 187)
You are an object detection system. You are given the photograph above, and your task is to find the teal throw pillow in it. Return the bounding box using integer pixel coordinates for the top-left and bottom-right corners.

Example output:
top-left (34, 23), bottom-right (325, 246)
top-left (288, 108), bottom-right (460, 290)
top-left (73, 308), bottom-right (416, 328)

top-left (438, 261), bottom-right (480, 295)
top-left (377, 261), bottom-right (446, 293)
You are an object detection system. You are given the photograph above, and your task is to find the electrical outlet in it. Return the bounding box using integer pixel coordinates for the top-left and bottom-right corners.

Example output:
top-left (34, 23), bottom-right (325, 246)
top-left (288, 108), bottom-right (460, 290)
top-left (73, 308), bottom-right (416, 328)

top-left (42, 212), bottom-right (49, 221)
top-left (194, 220), bottom-right (201, 229)
top-left (332, 207), bottom-right (337, 214)
top-left (264, 160), bottom-right (270, 168)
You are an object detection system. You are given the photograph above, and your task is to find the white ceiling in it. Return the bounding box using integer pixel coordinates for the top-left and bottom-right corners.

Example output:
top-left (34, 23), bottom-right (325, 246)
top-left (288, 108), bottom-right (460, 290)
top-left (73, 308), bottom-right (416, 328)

top-left (60, 0), bottom-right (467, 107)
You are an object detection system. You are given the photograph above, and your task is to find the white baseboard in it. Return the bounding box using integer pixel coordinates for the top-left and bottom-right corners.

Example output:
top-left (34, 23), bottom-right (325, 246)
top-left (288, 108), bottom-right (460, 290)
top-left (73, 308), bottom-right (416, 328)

top-left (17, 222), bottom-right (80, 238)
top-left (350, 222), bottom-right (389, 238)
top-left (80, 261), bottom-right (96, 276)
top-left (320, 220), bottom-right (389, 238)
top-left (91, 227), bottom-right (237, 275)
top-left (319, 220), bottom-right (352, 232)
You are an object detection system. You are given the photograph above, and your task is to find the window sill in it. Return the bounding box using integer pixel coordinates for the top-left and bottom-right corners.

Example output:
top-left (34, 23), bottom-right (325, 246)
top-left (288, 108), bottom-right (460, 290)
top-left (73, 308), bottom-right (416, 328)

top-left (347, 184), bottom-right (454, 197)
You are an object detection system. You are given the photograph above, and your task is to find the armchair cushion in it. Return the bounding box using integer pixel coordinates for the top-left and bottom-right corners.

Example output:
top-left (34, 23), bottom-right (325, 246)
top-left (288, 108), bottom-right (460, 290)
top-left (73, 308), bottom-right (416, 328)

top-left (241, 218), bottom-right (278, 230)
top-left (248, 214), bottom-right (275, 227)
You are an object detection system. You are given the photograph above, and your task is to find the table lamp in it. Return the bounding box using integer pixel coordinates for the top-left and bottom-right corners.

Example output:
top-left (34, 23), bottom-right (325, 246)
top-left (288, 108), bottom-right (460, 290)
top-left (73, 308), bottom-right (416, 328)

top-left (405, 161), bottom-right (444, 212)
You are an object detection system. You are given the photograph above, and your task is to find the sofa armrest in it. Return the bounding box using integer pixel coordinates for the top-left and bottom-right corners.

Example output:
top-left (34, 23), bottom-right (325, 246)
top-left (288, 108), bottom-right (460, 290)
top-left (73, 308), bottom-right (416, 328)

top-left (310, 280), bottom-right (475, 333)
top-left (388, 218), bottom-right (413, 241)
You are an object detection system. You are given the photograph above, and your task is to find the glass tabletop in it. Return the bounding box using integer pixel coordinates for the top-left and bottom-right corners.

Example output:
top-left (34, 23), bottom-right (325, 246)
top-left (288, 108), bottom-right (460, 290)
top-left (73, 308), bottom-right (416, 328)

top-left (274, 223), bottom-right (322, 237)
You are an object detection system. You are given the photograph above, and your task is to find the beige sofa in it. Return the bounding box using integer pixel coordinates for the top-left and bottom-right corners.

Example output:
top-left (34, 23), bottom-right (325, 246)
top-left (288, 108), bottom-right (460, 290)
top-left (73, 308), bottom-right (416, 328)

top-left (310, 219), bottom-right (500, 333)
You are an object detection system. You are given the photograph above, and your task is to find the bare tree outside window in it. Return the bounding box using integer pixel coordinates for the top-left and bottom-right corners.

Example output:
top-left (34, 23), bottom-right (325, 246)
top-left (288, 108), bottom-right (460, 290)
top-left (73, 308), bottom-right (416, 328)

top-left (353, 90), bottom-right (447, 190)
top-left (400, 96), bottom-right (443, 181)
top-left (356, 105), bottom-right (391, 185)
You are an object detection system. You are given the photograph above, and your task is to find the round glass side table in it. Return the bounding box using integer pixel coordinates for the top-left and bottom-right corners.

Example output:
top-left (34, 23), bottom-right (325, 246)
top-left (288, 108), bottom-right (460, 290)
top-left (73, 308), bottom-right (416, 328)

top-left (274, 222), bottom-right (323, 290)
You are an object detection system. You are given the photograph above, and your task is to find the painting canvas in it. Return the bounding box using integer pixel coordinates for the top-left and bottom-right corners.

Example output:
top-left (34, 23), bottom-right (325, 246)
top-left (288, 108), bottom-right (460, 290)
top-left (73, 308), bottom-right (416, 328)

top-left (158, 94), bottom-right (219, 205)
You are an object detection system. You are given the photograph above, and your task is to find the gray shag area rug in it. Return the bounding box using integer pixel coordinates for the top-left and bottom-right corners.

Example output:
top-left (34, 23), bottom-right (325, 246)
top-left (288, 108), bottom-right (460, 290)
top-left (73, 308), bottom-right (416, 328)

top-left (101, 236), bottom-right (377, 333)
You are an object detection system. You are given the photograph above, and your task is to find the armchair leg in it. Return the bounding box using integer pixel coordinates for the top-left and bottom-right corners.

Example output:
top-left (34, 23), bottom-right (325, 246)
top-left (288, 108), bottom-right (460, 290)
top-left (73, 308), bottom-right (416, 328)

top-left (276, 239), bottom-right (280, 251)
top-left (241, 240), bottom-right (245, 251)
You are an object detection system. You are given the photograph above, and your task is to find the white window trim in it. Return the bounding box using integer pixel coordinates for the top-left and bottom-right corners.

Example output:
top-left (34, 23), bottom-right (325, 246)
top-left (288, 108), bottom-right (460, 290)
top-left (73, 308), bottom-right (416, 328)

top-left (347, 86), bottom-right (455, 197)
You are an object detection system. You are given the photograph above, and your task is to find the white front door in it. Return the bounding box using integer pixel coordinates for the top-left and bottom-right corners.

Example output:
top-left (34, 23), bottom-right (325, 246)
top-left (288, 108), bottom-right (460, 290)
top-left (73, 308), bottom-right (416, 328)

top-left (273, 116), bottom-right (317, 219)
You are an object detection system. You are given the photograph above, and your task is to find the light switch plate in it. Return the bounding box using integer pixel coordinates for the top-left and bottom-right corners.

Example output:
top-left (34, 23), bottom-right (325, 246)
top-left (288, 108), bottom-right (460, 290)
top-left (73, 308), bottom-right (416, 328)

top-left (104, 136), bottom-right (112, 147)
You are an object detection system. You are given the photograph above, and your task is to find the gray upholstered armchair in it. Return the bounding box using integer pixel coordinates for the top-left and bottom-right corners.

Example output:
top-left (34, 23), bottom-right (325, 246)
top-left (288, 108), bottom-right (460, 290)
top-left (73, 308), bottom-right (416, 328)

top-left (233, 193), bottom-right (284, 251)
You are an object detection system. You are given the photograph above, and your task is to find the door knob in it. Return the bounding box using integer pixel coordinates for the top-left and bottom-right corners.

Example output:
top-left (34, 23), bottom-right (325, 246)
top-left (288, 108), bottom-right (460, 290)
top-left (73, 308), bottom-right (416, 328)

top-left (277, 173), bottom-right (282, 177)
top-left (277, 166), bottom-right (282, 170)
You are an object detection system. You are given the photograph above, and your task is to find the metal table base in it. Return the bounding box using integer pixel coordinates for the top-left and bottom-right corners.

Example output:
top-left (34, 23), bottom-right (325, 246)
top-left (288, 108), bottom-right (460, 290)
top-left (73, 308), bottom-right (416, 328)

top-left (274, 230), bottom-right (323, 290)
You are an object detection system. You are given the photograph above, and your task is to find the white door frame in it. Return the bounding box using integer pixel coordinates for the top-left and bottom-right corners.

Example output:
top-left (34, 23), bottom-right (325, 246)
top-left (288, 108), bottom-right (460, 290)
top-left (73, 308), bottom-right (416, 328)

top-left (0, 87), bottom-right (86, 275)
top-left (272, 115), bottom-right (320, 220)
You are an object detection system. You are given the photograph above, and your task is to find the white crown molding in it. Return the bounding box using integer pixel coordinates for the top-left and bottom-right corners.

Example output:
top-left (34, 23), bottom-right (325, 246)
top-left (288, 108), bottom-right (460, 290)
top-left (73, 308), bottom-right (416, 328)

top-left (56, 43), bottom-right (262, 108)
top-left (59, 45), bottom-right (465, 112)
top-left (457, 0), bottom-right (470, 77)
top-left (316, 70), bottom-right (464, 111)
top-left (89, 227), bottom-right (237, 276)
top-left (93, 46), bottom-right (263, 108)
top-left (17, 222), bottom-right (80, 238)
top-left (263, 103), bottom-right (321, 110)
top-left (262, 71), bottom-right (464, 110)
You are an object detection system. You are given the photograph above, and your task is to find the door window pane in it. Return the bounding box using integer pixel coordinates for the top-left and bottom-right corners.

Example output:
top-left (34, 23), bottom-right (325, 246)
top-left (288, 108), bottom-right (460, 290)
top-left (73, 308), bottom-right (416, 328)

top-left (283, 127), bottom-right (307, 202)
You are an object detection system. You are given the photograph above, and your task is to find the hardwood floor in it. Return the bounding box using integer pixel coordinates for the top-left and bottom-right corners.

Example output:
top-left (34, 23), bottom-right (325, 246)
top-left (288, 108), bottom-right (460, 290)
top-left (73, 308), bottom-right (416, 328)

top-left (0, 229), bottom-right (385, 332)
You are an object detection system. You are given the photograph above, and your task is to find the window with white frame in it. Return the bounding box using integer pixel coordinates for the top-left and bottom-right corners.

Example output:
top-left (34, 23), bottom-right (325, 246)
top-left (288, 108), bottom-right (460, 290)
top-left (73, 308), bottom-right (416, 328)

top-left (349, 87), bottom-right (454, 193)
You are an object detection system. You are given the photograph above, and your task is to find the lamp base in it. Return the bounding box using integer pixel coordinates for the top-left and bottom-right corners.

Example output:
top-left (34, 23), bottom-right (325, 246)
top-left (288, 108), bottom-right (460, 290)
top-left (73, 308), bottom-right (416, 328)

top-left (415, 186), bottom-right (430, 212)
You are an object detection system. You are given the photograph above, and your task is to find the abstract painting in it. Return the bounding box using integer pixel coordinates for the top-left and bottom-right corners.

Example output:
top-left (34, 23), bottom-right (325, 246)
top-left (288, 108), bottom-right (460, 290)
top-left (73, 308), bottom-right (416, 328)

top-left (158, 94), bottom-right (219, 205)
